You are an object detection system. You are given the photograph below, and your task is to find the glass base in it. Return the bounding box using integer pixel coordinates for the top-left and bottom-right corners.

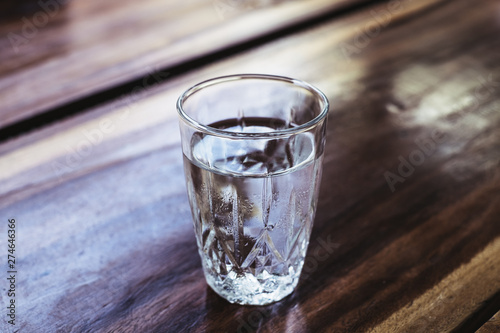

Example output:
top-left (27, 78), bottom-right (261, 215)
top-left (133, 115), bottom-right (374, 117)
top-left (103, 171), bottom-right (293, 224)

top-left (204, 267), bottom-right (300, 305)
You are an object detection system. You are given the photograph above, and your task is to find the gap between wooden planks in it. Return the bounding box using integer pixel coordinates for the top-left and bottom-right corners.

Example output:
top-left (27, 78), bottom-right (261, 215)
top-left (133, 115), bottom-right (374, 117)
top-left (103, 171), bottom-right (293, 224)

top-left (0, 0), bottom-right (374, 131)
top-left (0, 0), bottom-right (452, 199)
top-left (476, 311), bottom-right (500, 333)
top-left (370, 237), bottom-right (500, 332)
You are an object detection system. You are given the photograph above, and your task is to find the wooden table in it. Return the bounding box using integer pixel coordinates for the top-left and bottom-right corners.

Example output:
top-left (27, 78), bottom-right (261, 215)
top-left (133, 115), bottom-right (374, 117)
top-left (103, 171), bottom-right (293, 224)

top-left (1, 0), bottom-right (499, 331)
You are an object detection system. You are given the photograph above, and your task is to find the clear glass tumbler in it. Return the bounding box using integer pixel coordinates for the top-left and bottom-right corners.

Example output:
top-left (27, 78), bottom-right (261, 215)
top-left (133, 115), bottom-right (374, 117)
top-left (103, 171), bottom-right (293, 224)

top-left (177, 74), bottom-right (329, 305)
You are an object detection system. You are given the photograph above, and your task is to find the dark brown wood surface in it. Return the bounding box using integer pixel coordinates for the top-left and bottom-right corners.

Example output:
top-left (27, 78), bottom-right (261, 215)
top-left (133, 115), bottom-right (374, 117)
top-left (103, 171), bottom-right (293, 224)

top-left (0, 0), bottom-right (372, 130)
top-left (1, 0), bottom-right (500, 332)
top-left (477, 311), bottom-right (500, 333)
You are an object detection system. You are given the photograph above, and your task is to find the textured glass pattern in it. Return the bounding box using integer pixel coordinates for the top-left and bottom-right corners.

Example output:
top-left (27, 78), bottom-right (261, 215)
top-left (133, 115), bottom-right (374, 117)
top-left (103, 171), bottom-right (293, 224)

top-left (178, 75), bottom-right (328, 305)
top-left (183, 127), bottom-right (322, 305)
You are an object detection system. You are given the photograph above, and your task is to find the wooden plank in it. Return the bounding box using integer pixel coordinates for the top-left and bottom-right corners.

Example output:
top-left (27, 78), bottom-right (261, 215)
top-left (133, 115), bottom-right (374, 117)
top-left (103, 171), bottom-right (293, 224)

top-left (477, 311), bottom-right (500, 333)
top-left (1, 0), bottom-right (500, 331)
top-left (0, 0), bottom-right (372, 130)
top-left (370, 239), bottom-right (500, 332)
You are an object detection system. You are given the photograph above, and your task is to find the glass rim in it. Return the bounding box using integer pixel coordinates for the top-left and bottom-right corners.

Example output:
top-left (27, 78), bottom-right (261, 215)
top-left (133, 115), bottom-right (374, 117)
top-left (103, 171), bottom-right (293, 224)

top-left (176, 74), bottom-right (329, 139)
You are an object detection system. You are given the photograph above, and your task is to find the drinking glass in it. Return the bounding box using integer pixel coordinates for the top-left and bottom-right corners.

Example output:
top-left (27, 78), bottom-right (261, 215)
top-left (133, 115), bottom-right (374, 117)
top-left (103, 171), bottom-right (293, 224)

top-left (177, 74), bottom-right (329, 305)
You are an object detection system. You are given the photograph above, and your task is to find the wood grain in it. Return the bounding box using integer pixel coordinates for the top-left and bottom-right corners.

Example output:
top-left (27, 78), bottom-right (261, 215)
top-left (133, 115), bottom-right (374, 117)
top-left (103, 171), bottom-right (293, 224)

top-left (370, 238), bottom-right (500, 332)
top-left (1, 0), bottom-right (500, 331)
top-left (0, 0), bottom-right (374, 130)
